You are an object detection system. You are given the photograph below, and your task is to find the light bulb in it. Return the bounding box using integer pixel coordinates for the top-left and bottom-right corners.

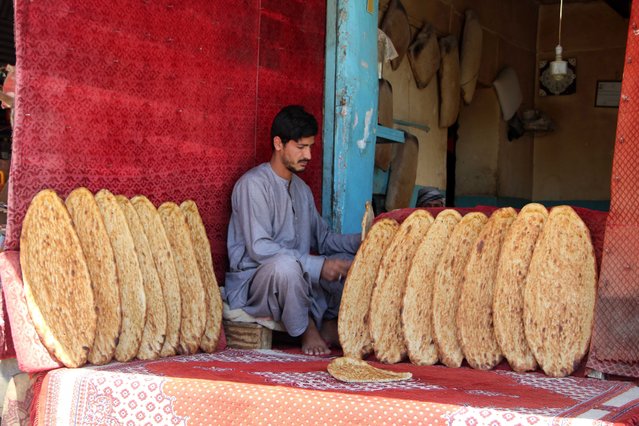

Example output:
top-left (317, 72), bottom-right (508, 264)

top-left (550, 44), bottom-right (567, 81)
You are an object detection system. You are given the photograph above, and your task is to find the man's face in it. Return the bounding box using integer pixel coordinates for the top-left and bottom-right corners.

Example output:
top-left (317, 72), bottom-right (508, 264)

top-left (279, 136), bottom-right (314, 174)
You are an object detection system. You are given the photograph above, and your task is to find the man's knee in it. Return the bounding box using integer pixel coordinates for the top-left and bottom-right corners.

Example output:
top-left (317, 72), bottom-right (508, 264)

top-left (260, 254), bottom-right (307, 289)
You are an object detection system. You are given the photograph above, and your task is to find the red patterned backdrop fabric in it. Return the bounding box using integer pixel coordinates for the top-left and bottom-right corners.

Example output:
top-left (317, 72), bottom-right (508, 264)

top-left (588, 1), bottom-right (639, 379)
top-left (6, 0), bottom-right (326, 283)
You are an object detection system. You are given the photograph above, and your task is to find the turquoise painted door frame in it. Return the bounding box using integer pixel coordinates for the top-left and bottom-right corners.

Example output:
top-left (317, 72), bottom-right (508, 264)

top-left (322, 0), bottom-right (379, 234)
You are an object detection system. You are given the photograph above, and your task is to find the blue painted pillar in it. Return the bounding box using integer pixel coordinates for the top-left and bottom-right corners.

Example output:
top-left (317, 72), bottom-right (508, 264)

top-left (322, 0), bottom-right (379, 234)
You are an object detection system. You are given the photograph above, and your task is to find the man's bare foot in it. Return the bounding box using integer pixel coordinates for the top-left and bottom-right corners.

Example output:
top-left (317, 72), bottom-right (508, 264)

top-left (301, 318), bottom-right (331, 356)
top-left (320, 319), bottom-right (339, 348)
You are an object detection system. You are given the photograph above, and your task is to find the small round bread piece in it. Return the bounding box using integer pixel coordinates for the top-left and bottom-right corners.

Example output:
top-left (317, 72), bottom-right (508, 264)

top-left (180, 200), bottom-right (222, 353)
top-left (493, 203), bottom-right (548, 373)
top-left (402, 209), bottom-right (461, 366)
top-left (132, 195), bottom-right (181, 357)
top-left (117, 195), bottom-right (167, 360)
top-left (328, 357), bottom-right (412, 383)
top-left (339, 218), bottom-right (399, 358)
top-left (95, 189), bottom-right (146, 362)
top-left (20, 189), bottom-right (96, 368)
top-left (65, 187), bottom-right (120, 365)
top-left (432, 212), bottom-right (487, 368)
top-left (158, 202), bottom-right (206, 355)
top-left (457, 207), bottom-right (516, 370)
top-left (369, 210), bottom-right (433, 364)
top-left (524, 206), bottom-right (597, 377)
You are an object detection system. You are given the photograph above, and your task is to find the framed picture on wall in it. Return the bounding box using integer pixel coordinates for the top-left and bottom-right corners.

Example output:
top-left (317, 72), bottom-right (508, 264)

top-left (595, 80), bottom-right (622, 108)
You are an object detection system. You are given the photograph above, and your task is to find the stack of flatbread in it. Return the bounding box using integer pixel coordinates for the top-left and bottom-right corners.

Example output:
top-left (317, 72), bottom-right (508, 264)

top-left (335, 204), bottom-right (597, 378)
top-left (20, 188), bottom-right (223, 368)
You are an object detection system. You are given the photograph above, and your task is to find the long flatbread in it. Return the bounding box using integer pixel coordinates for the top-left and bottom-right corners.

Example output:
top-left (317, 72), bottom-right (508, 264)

top-left (65, 187), bottom-right (120, 365)
top-left (180, 200), bottom-right (222, 353)
top-left (339, 218), bottom-right (399, 358)
top-left (369, 210), bottom-right (433, 364)
top-left (132, 195), bottom-right (181, 357)
top-left (457, 207), bottom-right (516, 370)
top-left (493, 203), bottom-right (548, 373)
top-left (20, 189), bottom-right (96, 368)
top-left (403, 209), bottom-right (461, 365)
top-left (95, 189), bottom-right (146, 362)
top-left (432, 212), bottom-right (487, 368)
top-left (328, 357), bottom-right (412, 383)
top-left (158, 202), bottom-right (206, 355)
top-left (117, 195), bottom-right (167, 360)
top-left (524, 206), bottom-right (597, 377)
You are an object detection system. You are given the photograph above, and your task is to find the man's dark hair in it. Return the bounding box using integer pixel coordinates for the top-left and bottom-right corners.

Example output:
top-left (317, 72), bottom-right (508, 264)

top-left (270, 105), bottom-right (318, 149)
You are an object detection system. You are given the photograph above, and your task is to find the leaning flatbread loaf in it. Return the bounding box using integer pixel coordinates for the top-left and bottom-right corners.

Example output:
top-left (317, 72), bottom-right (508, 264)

top-left (95, 189), bottom-right (146, 362)
top-left (328, 357), bottom-right (412, 383)
top-left (132, 195), bottom-right (181, 357)
top-left (65, 187), bottom-right (120, 365)
top-left (339, 218), bottom-right (399, 358)
top-left (403, 209), bottom-right (461, 365)
top-left (369, 210), bottom-right (433, 364)
top-left (21, 189), bottom-right (96, 368)
top-left (117, 195), bottom-right (167, 360)
top-left (158, 202), bottom-right (206, 355)
top-left (432, 212), bottom-right (487, 368)
top-left (457, 207), bottom-right (516, 370)
top-left (524, 206), bottom-right (597, 377)
top-left (181, 200), bottom-right (222, 353)
top-left (493, 203), bottom-right (547, 373)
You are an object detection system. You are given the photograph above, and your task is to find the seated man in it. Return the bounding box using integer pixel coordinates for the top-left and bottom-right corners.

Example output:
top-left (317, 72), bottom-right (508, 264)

top-left (225, 105), bottom-right (361, 355)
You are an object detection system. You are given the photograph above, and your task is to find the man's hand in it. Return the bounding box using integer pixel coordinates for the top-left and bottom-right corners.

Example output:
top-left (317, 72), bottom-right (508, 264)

top-left (320, 258), bottom-right (352, 282)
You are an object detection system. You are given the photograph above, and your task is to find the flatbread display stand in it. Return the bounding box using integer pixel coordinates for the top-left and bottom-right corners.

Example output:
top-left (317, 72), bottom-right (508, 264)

top-left (65, 187), bottom-right (120, 366)
top-left (117, 195), bottom-right (167, 360)
top-left (493, 203), bottom-right (548, 373)
top-left (339, 218), bottom-right (399, 358)
top-left (95, 189), bottom-right (146, 362)
top-left (181, 200), bottom-right (223, 353)
top-left (369, 209), bottom-right (433, 364)
top-left (439, 35), bottom-right (461, 128)
top-left (459, 10), bottom-right (483, 104)
top-left (381, 0), bottom-right (411, 71)
top-left (132, 195), bottom-right (182, 357)
top-left (386, 131), bottom-right (418, 211)
top-left (403, 209), bottom-right (461, 365)
top-left (20, 189), bottom-right (97, 368)
top-left (524, 206), bottom-right (597, 377)
top-left (158, 202), bottom-right (206, 355)
top-left (407, 23), bottom-right (440, 89)
top-left (457, 207), bottom-right (516, 370)
top-left (375, 78), bottom-right (395, 171)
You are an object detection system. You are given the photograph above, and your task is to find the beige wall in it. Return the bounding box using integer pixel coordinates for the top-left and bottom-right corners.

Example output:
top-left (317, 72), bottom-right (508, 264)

top-left (533, 2), bottom-right (627, 201)
top-left (380, 0), bottom-right (538, 199)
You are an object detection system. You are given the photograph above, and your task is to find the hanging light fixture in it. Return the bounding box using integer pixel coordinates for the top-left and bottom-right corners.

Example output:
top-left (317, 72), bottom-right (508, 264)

top-left (550, 0), bottom-right (568, 81)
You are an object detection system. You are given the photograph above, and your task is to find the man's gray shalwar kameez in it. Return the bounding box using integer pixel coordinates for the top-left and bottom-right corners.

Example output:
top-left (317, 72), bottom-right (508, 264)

top-left (225, 163), bottom-right (360, 337)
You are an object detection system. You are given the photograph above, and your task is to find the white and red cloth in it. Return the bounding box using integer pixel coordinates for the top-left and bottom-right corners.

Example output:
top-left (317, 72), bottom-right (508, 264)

top-left (30, 349), bottom-right (639, 425)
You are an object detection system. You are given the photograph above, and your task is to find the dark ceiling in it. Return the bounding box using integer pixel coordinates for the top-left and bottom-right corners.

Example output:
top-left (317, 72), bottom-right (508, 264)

top-left (0, 0), bottom-right (14, 66)
top-left (537, 0), bottom-right (631, 18)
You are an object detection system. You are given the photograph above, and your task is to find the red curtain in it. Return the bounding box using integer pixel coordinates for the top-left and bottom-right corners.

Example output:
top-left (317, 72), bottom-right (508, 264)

top-left (6, 0), bottom-right (326, 283)
top-left (587, 0), bottom-right (639, 378)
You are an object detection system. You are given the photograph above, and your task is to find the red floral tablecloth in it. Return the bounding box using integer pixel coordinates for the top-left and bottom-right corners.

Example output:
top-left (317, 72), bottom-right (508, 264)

top-left (29, 349), bottom-right (639, 425)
